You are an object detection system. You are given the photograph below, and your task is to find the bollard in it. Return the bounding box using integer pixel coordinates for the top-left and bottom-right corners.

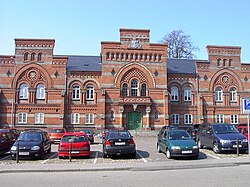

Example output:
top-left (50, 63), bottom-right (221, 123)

top-left (69, 142), bottom-right (72, 162)
top-left (236, 138), bottom-right (239, 156)
top-left (16, 143), bottom-right (19, 163)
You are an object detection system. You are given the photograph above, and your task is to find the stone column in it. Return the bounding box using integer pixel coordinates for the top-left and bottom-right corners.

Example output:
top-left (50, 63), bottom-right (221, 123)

top-left (145, 106), bottom-right (151, 129)
top-left (119, 106), bottom-right (124, 128)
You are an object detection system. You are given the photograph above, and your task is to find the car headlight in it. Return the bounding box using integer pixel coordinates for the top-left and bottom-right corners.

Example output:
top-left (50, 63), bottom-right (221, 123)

top-left (243, 139), bottom-right (248, 143)
top-left (11, 146), bottom-right (17, 151)
top-left (171, 146), bottom-right (181, 150)
top-left (220, 140), bottom-right (231, 144)
top-left (31, 146), bottom-right (40, 151)
top-left (193, 145), bottom-right (198, 149)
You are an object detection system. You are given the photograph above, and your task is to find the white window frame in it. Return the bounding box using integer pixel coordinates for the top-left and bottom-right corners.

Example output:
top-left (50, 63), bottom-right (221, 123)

top-left (130, 79), bottom-right (139, 96)
top-left (172, 114), bottom-right (179, 125)
top-left (18, 113), bottom-right (27, 124)
top-left (184, 114), bottom-right (192, 124)
top-left (230, 114), bottom-right (238, 124)
top-left (171, 86), bottom-right (179, 101)
top-left (229, 87), bottom-right (237, 102)
top-left (85, 113), bottom-right (94, 124)
top-left (215, 87), bottom-right (223, 102)
top-left (184, 87), bottom-right (191, 101)
top-left (86, 84), bottom-right (94, 100)
top-left (19, 84), bottom-right (28, 99)
top-left (72, 84), bottom-right (80, 100)
top-left (71, 113), bottom-right (80, 124)
top-left (216, 114), bottom-right (224, 123)
top-left (36, 84), bottom-right (45, 99)
top-left (35, 113), bottom-right (44, 124)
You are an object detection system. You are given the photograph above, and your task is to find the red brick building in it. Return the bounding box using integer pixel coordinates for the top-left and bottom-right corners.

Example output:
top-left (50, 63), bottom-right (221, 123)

top-left (0, 28), bottom-right (249, 131)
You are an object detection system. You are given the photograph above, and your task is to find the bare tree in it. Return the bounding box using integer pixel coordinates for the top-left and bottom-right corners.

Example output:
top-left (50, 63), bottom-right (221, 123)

top-left (161, 30), bottom-right (199, 59)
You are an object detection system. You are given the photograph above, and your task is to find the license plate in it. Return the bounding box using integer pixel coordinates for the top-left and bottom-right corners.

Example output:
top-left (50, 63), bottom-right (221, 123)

top-left (115, 142), bottom-right (125, 146)
top-left (71, 151), bottom-right (79, 154)
top-left (182, 150), bottom-right (192, 154)
top-left (19, 152), bottom-right (29, 155)
top-left (233, 145), bottom-right (242, 148)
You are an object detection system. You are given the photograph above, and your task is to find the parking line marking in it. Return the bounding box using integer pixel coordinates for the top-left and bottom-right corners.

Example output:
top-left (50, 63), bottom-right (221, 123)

top-left (0, 155), bottom-right (10, 161)
top-left (136, 151), bottom-right (147, 163)
top-left (93, 152), bottom-right (98, 164)
top-left (42, 153), bottom-right (58, 164)
top-left (205, 152), bottom-right (221, 159)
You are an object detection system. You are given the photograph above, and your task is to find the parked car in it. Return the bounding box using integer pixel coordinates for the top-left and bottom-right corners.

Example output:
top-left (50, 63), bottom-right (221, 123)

top-left (10, 130), bottom-right (51, 159)
top-left (49, 128), bottom-right (66, 143)
top-left (236, 125), bottom-right (249, 140)
top-left (74, 129), bottom-right (94, 143)
top-left (58, 132), bottom-right (90, 158)
top-left (196, 123), bottom-right (248, 154)
top-left (0, 132), bottom-right (16, 155)
top-left (157, 129), bottom-right (199, 159)
top-left (0, 128), bottom-right (20, 139)
top-left (103, 130), bottom-right (136, 158)
top-left (190, 124), bottom-right (202, 141)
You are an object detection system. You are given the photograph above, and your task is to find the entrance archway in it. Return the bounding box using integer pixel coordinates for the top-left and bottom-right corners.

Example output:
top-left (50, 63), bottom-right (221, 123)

top-left (127, 111), bottom-right (142, 130)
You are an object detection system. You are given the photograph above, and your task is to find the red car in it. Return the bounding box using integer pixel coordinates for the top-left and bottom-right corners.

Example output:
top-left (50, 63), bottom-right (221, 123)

top-left (236, 125), bottom-right (249, 140)
top-left (49, 128), bottom-right (66, 143)
top-left (58, 132), bottom-right (90, 158)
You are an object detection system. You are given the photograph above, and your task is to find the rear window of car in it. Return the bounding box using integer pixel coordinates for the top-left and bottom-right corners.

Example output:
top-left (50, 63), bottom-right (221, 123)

top-left (62, 135), bottom-right (87, 143)
top-left (108, 131), bottom-right (130, 139)
top-left (51, 129), bottom-right (65, 133)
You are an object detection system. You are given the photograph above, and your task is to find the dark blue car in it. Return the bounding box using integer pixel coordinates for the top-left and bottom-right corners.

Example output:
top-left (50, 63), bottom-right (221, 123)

top-left (196, 123), bottom-right (248, 154)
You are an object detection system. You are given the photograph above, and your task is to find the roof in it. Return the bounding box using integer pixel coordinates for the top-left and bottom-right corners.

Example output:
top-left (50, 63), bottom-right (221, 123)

top-left (167, 58), bottom-right (197, 75)
top-left (67, 55), bottom-right (101, 72)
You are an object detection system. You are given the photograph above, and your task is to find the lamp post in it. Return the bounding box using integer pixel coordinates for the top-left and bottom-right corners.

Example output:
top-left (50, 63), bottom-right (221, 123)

top-left (10, 56), bottom-right (16, 128)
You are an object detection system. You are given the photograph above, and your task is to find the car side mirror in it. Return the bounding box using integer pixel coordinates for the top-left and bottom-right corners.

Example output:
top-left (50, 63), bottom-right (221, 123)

top-left (207, 131), bottom-right (211, 134)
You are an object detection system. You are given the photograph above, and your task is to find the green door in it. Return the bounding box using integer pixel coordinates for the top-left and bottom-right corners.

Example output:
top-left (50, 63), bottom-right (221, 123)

top-left (128, 111), bottom-right (142, 130)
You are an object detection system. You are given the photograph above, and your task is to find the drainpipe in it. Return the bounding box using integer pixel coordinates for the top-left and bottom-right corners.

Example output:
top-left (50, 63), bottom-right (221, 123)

top-left (11, 56), bottom-right (16, 128)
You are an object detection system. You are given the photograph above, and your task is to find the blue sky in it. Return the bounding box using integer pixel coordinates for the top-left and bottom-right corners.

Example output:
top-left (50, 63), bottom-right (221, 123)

top-left (0, 0), bottom-right (249, 62)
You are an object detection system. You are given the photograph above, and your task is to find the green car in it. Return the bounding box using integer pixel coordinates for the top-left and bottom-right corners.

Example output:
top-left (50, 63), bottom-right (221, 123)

top-left (157, 129), bottom-right (199, 159)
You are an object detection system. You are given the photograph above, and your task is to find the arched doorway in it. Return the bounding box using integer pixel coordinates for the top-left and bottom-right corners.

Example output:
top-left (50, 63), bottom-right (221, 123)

top-left (127, 111), bottom-right (142, 130)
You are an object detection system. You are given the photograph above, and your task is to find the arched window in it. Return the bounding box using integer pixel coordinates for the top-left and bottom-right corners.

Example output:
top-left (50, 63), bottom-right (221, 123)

top-left (72, 84), bottom-right (80, 100)
top-left (36, 84), bottom-right (45, 99)
top-left (229, 87), bottom-right (237, 102)
top-left (184, 87), bottom-right (191, 101)
top-left (141, 83), bottom-right (147, 96)
top-left (106, 52), bottom-right (110, 60)
top-left (171, 86), bottom-right (179, 101)
top-left (130, 79), bottom-right (138, 96)
top-left (223, 59), bottom-right (226, 66)
top-left (24, 52), bottom-right (29, 61)
top-left (229, 59), bottom-right (232, 66)
top-left (110, 111), bottom-right (115, 121)
top-left (19, 83), bottom-right (28, 99)
top-left (155, 110), bottom-right (159, 119)
top-left (215, 87), bottom-right (223, 102)
top-left (31, 53), bottom-right (36, 61)
top-left (38, 53), bottom-right (42, 61)
top-left (121, 83), bottom-right (128, 96)
top-left (217, 59), bottom-right (221, 66)
top-left (86, 84), bottom-right (94, 100)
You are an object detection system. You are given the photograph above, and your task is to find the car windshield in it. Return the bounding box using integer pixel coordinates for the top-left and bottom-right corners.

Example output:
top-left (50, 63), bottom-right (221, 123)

top-left (18, 132), bottom-right (42, 141)
top-left (62, 135), bottom-right (87, 143)
top-left (108, 131), bottom-right (130, 139)
top-left (51, 129), bottom-right (65, 133)
top-left (168, 131), bottom-right (191, 140)
top-left (212, 124), bottom-right (238, 134)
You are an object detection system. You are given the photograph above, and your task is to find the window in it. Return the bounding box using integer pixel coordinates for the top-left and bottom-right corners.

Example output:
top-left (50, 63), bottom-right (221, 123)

top-left (229, 87), bottom-right (237, 102)
top-left (215, 87), bottom-right (223, 102)
top-left (31, 53), bottom-right (35, 61)
top-left (86, 84), bottom-right (94, 100)
top-left (216, 114), bottom-right (224, 123)
top-left (72, 84), bottom-right (80, 100)
top-left (18, 113), bottom-right (27, 124)
top-left (121, 83), bottom-right (128, 96)
top-left (231, 114), bottom-right (238, 124)
top-left (130, 79), bottom-right (138, 96)
top-left (141, 83), bottom-right (147, 96)
top-left (35, 113), bottom-right (44, 124)
top-left (184, 114), bottom-right (192, 124)
top-left (24, 52), bottom-right (29, 61)
top-left (171, 86), bottom-right (179, 101)
top-left (71, 113), bottom-right (80, 124)
top-left (36, 84), bottom-right (45, 99)
top-left (110, 111), bottom-right (115, 121)
top-left (155, 111), bottom-right (159, 119)
top-left (19, 83), bottom-right (28, 99)
top-left (184, 87), bottom-right (191, 101)
top-left (172, 114), bottom-right (179, 125)
top-left (38, 53), bottom-right (42, 61)
top-left (85, 113), bottom-right (94, 124)
top-left (217, 59), bottom-right (221, 66)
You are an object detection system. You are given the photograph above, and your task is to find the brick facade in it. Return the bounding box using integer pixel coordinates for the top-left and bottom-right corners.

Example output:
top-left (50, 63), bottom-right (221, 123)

top-left (0, 28), bottom-right (249, 131)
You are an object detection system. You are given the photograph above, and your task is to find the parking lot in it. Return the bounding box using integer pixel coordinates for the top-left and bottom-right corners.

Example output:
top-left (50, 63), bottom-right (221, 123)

top-left (0, 134), bottom-right (249, 166)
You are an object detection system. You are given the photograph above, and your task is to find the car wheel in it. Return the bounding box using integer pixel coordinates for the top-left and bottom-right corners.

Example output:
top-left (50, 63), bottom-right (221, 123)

top-left (59, 156), bottom-right (63, 159)
top-left (131, 151), bottom-right (137, 158)
top-left (198, 140), bottom-right (203, 149)
top-left (157, 144), bottom-right (162, 153)
top-left (213, 143), bottom-right (221, 154)
top-left (166, 149), bottom-right (172, 159)
top-left (47, 147), bottom-right (51, 154)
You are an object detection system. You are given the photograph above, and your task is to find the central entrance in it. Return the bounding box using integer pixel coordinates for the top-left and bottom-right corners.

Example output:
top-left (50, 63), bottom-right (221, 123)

top-left (127, 111), bottom-right (142, 130)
